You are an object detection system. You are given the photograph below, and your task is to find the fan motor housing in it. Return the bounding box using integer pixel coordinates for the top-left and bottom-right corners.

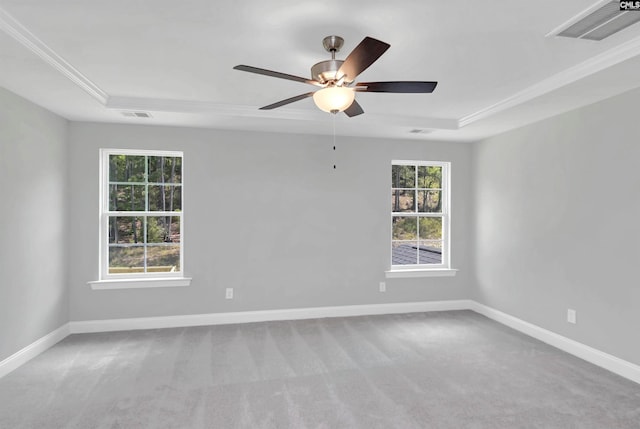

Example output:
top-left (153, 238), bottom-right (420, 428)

top-left (311, 59), bottom-right (349, 84)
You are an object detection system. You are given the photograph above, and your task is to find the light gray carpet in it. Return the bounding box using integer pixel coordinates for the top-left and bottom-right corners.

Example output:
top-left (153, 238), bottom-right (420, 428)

top-left (1, 310), bottom-right (639, 428)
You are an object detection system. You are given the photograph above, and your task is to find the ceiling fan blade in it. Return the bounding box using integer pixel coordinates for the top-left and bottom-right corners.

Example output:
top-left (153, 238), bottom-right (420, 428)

top-left (259, 92), bottom-right (315, 110)
top-left (355, 81), bottom-right (438, 93)
top-left (337, 37), bottom-right (390, 82)
top-left (234, 65), bottom-right (321, 87)
top-left (344, 100), bottom-right (364, 117)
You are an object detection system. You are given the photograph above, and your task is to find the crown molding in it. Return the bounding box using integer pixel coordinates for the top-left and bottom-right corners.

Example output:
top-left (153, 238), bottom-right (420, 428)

top-left (107, 95), bottom-right (460, 130)
top-left (0, 6), bottom-right (108, 105)
top-left (459, 34), bottom-right (640, 128)
top-left (107, 96), bottom-right (316, 119)
top-left (3, 3), bottom-right (640, 133)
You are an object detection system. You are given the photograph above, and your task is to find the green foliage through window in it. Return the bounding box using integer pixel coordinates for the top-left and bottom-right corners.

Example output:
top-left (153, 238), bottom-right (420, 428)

top-left (392, 162), bottom-right (447, 266)
top-left (104, 151), bottom-right (183, 276)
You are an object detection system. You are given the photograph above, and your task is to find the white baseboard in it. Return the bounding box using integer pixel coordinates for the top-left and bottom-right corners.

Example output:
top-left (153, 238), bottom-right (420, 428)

top-left (470, 301), bottom-right (640, 385)
top-left (69, 300), bottom-right (473, 334)
top-left (4, 300), bottom-right (640, 387)
top-left (0, 323), bottom-right (70, 379)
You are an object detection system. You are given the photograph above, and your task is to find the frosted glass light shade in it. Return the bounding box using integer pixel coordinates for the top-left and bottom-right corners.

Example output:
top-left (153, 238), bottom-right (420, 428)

top-left (313, 86), bottom-right (355, 113)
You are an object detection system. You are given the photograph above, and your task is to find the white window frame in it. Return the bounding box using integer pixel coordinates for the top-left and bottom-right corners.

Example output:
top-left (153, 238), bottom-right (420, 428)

top-left (387, 160), bottom-right (455, 278)
top-left (92, 148), bottom-right (189, 288)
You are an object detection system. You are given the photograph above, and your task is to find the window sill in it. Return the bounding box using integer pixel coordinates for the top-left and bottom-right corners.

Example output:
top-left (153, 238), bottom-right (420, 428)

top-left (88, 277), bottom-right (192, 290)
top-left (385, 269), bottom-right (458, 279)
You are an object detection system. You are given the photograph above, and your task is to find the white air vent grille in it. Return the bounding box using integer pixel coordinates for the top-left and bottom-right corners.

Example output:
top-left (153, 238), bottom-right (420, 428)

top-left (121, 111), bottom-right (152, 118)
top-left (551, 1), bottom-right (640, 41)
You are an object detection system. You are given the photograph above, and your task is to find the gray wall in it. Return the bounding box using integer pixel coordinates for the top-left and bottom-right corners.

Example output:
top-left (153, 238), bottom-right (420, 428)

top-left (3, 81), bottom-right (640, 369)
top-left (68, 123), bottom-right (473, 321)
top-left (473, 87), bottom-right (640, 366)
top-left (0, 88), bottom-right (69, 362)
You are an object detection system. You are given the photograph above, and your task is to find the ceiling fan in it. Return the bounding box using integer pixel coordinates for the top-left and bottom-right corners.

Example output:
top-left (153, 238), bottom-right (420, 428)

top-left (233, 35), bottom-right (437, 117)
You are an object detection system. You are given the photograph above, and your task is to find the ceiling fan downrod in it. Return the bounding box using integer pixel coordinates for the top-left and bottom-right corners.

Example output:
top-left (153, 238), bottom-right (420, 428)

top-left (322, 35), bottom-right (344, 59)
top-left (312, 36), bottom-right (346, 84)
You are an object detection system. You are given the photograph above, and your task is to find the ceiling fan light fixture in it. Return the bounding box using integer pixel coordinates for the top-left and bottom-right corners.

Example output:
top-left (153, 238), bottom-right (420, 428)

top-left (313, 86), bottom-right (355, 113)
top-left (234, 35), bottom-right (437, 117)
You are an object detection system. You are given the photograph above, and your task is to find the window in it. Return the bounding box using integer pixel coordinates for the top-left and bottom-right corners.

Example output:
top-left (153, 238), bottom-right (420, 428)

top-left (99, 149), bottom-right (183, 280)
top-left (391, 161), bottom-right (450, 270)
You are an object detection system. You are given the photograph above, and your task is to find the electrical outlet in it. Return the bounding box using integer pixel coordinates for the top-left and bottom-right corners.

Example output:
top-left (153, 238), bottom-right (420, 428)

top-left (379, 282), bottom-right (386, 293)
top-left (567, 309), bottom-right (576, 324)
top-left (225, 288), bottom-right (233, 299)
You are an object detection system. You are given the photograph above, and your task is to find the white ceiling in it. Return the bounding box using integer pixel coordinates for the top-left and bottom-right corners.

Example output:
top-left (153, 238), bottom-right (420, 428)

top-left (1, 0), bottom-right (640, 142)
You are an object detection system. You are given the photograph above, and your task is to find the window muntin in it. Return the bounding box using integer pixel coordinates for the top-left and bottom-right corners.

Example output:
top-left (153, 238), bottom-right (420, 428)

top-left (100, 149), bottom-right (183, 279)
top-left (391, 161), bottom-right (449, 269)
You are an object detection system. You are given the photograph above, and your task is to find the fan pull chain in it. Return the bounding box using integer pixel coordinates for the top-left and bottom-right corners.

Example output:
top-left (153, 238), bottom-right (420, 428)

top-left (332, 113), bottom-right (337, 169)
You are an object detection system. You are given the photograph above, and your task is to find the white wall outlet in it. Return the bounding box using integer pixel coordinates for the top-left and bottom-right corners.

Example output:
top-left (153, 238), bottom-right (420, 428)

top-left (379, 282), bottom-right (386, 293)
top-left (225, 288), bottom-right (233, 299)
top-left (567, 309), bottom-right (577, 324)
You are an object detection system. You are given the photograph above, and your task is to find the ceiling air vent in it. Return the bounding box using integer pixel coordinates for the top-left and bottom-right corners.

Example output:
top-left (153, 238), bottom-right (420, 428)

top-left (551, 1), bottom-right (640, 41)
top-left (121, 111), bottom-right (152, 118)
top-left (409, 129), bottom-right (433, 135)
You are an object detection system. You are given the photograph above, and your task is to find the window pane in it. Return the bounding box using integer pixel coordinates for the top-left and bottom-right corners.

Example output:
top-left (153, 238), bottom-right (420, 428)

top-left (148, 185), bottom-right (182, 211)
top-left (392, 241), bottom-right (418, 265)
top-left (417, 241), bottom-right (442, 265)
top-left (419, 217), bottom-right (442, 240)
top-left (109, 155), bottom-right (145, 183)
top-left (147, 245), bottom-right (180, 272)
top-left (418, 190), bottom-right (442, 213)
top-left (392, 216), bottom-right (417, 240)
top-left (109, 184), bottom-right (145, 211)
top-left (146, 216), bottom-right (180, 272)
top-left (418, 166), bottom-right (441, 189)
top-left (391, 190), bottom-right (415, 212)
top-left (148, 156), bottom-right (182, 184)
top-left (146, 216), bottom-right (180, 244)
top-left (109, 246), bottom-right (144, 274)
top-left (420, 239), bottom-right (442, 250)
top-left (392, 165), bottom-right (415, 188)
top-left (168, 216), bottom-right (181, 243)
top-left (109, 216), bottom-right (144, 244)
